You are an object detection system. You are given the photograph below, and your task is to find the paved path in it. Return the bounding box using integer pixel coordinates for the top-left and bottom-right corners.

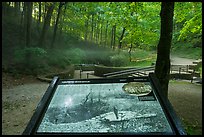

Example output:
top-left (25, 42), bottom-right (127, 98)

top-left (170, 55), bottom-right (197, 65)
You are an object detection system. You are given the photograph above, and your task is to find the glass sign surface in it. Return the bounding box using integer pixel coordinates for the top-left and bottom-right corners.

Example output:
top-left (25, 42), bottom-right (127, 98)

top-left (36, 80), bottom-right (174, 134)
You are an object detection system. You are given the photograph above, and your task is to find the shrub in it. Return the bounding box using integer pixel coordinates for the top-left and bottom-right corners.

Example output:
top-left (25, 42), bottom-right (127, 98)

top-left (47, 50), bottom-right (71, 69)
top-left (109, 54), bottom-right (129, 67)
top-left (14, 47), bottom-right (48, 74)
top-left (65, 48), bottom-right (86, 64)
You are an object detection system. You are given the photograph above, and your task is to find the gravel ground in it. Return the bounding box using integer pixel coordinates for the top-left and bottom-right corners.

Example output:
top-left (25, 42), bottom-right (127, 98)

top-left (2, 83), bottom-right (49, 135)
top-left (168, 80), bottom-right (202, 134)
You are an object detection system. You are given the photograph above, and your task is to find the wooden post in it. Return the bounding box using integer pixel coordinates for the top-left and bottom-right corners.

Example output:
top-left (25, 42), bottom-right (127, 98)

top-left (80, 68), bottom-right (82, 79)
top-left (186, 65), bottom-right (188, 73)
top-left (191, 69), bottom-right (195, 83)
top-left (179, 67), bottom-right (181, 74)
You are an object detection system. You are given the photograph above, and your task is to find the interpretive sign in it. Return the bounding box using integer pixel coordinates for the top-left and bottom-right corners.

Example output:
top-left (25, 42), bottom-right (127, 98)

top-left (23, 73), bottom-right (186, 135)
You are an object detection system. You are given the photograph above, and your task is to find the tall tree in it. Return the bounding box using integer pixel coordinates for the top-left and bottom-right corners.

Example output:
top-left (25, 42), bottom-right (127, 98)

top-left (23, 2), bottom-right (28, 41)
top-left (84, 15), bottom-right (89, 41)
top-left (26, 2), bottom-right (33, 47)
top-left (24, 2), bottom-right (33, 69)
top-left (155, 2), bottom-right (174, 99)
top-left (110, 25), bottom-right (114, 49)
top-left (37, 2), bottom-right (41, 31)
top-left (100, 23), bottom-right (103, 45)
top-left (14, 2), bottom-right (20, 16)
top-left (118, 27), bottom-right (126, 50)
top-left (59, 3), bottom-right (67, 38)
top-left (51, 2), bottom-right (64, 48)
top-left (112, 25), bottom-right (116, 50)
top-left (90, 14), bottom-right (94, 42)
top-left (38, 3), bottom-right (55, 47)
top-left (104, 21), bottom-right (109, 46)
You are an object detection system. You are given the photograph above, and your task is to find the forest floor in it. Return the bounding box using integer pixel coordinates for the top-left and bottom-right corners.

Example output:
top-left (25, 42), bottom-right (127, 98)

top-left (2, 56), bottom-right (202, 135)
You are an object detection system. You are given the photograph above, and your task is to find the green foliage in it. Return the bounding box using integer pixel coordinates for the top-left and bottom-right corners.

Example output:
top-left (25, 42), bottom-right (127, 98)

top-left (3, 2), bottom-right (202, 76)
top-left (171, 45), bottom-right (202, 59)
top-left (199, 67), bottom-right (202, 78)
top-left (46, 49), bottom-right (71, 69)
top-left (14, 47), bottom-right (47, 62)
top-left (109, 54), bottom-right (129, 67)
top-left (174, 2), bottom-right (202, 46)
top-left (129, 60), bottom-right (155, 67)
top-left (82, 49), bottom-right (114, 65)
top-left (178, 12), bottom-right (202, 41)
top-left (65, 48), bottom-right (86, 64)
top-left (182, 119), bottom-right (202, 135)
top-left (14, 47), bottom-right (48, 74)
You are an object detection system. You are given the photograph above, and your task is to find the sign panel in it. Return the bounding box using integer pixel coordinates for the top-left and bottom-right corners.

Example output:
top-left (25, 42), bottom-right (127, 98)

top-left (23, 73), bottom-right (186, 135)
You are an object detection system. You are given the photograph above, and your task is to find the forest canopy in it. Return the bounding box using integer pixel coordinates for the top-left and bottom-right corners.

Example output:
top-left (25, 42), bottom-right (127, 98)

top-left (2, 2), bottom-right (202, 75)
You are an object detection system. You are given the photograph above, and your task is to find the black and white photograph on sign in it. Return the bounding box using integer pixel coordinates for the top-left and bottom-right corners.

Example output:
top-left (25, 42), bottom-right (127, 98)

top-left (37, 82), bottom-right (173, 133)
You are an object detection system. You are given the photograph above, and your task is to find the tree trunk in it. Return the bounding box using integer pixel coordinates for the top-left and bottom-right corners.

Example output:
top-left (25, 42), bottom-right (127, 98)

top-left (100, 23), bottom-right (103, 46)
top-left (84, 15), bottom-right (89, 41)
top-left (155, 2), bottom-right (174, 99)
top-left (38, 2), bottom-right (41, 31)
top-left (128, 43), bottom-right (133, 62)
top-left (14, 2), bottom-right (20, 16)
top-left (104, 21), bottom-right (108, 46)
top-left (110, 26), bottom-right (114, 49)
top-left (44, 3), bottom-right (48, 20)
top-left (2, 2), bottom-right (6, 15)
top-left (51, 2), bottom-right (63, 48)
top-left (38, 3), bottom-right (55, 47)
top-left (95, 21), bottom-right (98, 44)
top-left (26, 2), bottom-right (33, 47)
top-left (94, 16), bottom-right (99, 44)
top-left (113, 25), bottom-right (116, 50)
top-left (25, 2), bottom-right (33, 69)
top-left (20, 2), bottom-right (24, 26)
top-left (118, 27), bottom-right (126, 49)
top-left (91, 14), bottom-right (94, 42)
top-left (59, 3), bottom-right (67, 39)
top-left (23, 2), bottom-right (28, 42)
top-left (96, 16), bottom-right (100, 45)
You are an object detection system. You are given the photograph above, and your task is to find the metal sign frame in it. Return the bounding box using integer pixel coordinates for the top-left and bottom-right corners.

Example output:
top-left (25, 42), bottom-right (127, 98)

top-left (22, 73), bottom-right (186, 135)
